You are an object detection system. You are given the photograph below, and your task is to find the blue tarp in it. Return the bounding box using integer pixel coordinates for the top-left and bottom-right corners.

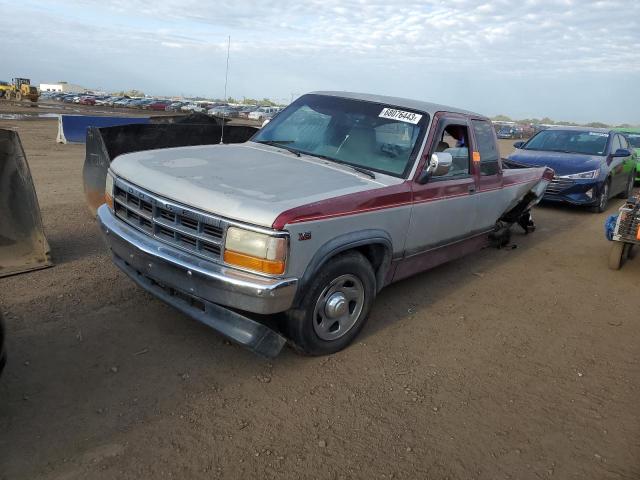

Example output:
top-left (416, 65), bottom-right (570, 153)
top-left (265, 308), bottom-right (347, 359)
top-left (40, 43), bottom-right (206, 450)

top-left (56, 115), bottom-right (150, 144)
top-left (605, 214), bottom-right (618, 241)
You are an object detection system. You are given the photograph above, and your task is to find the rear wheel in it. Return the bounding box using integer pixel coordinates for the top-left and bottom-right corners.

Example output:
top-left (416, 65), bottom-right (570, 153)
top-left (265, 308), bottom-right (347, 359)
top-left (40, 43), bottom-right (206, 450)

top-left (284, 251), bottom-right (376, 356)
top-left (608, 242), bottom-right (625, 270)
top-left (591, 180), bottom-right (610, 213)
top-left (16, 91), bottom-right (22, 101)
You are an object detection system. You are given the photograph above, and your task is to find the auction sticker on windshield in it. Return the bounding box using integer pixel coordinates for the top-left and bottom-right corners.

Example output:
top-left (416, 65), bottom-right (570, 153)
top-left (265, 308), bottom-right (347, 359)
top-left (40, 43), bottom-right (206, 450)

top-left (379, 108), bottom-right (422, 124)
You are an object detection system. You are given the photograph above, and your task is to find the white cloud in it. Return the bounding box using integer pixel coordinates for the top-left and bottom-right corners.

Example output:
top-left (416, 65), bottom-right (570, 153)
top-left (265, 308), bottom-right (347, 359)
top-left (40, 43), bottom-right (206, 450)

top-left (1, 0), bottom-right (639, 122)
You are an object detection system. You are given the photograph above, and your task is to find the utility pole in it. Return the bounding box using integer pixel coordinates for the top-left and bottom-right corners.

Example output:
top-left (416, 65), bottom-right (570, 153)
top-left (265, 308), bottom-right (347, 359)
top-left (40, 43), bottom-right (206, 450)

top-left (221, 35), bottom-right (231, 144)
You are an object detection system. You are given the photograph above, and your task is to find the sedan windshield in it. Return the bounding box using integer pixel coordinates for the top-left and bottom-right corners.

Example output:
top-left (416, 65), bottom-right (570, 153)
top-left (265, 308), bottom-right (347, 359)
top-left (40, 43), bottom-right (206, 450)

top-left (251, 94), bottom-right (428, 177)
top-left (524, 130), bottom-right (609, 156)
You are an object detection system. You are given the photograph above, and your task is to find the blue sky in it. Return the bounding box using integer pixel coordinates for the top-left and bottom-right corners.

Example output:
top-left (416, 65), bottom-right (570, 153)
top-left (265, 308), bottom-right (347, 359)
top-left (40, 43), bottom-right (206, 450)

top-left (2, 0), bottom-right (639, 124)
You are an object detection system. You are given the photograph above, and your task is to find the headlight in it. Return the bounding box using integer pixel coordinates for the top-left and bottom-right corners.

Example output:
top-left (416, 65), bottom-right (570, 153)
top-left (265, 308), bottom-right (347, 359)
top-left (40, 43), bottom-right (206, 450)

top-left (561, 169), bottom-right (599, 180)
top-left (105, 171), bottom-right (115, 210)
top-left (223, 227), bottom-right (287, 275)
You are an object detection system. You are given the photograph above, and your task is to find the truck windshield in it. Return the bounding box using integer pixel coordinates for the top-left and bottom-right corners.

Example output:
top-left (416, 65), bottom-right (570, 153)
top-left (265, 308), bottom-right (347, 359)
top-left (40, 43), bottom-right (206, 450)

top-left (523, 130), bottom-right (609, 156)
top-left (252, 94), bottom-right (428, 177)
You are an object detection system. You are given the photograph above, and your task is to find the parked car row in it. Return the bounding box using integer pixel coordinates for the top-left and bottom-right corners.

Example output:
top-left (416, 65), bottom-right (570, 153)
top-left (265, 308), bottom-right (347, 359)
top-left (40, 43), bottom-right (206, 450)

top-left (40, 91), bottom-right (284, 121)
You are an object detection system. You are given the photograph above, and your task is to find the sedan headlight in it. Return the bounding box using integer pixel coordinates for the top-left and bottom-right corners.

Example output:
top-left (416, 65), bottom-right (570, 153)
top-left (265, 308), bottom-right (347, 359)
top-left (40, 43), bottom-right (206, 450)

top-left (223, 226), bottom-right (287, 275)
top-left (561, 169), bottom-right (600, 180)
top-left (105, 171), bottom-right (115, 210)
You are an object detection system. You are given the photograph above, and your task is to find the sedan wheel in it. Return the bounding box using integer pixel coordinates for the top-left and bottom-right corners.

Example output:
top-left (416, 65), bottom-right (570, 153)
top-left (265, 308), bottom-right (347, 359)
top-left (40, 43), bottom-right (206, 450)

top-left (591, 181), bottom-right (609, 213)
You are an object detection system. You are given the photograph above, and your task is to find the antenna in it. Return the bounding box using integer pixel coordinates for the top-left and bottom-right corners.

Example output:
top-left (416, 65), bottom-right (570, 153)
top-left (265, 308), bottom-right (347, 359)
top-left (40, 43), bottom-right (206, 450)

top-left (220, 35), bottom-right (231, 144)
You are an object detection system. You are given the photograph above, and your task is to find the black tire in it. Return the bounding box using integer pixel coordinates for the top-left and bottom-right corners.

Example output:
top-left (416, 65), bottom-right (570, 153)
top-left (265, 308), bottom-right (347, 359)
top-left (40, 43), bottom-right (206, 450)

top-left (617, 174), bottom-right (634, 199)
top-left (625, 243), bottom-right (634, 260)
top-left (284, 251), bottom-right (376, 356)
top-left (608, 242), bottom-right (625, 270)
top-left (591, 180), bottom-right (610, 213)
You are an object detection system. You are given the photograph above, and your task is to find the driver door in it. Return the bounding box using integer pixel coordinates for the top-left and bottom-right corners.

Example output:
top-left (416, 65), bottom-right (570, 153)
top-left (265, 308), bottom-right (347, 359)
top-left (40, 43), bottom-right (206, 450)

top-left (399, 114), bottom-right (478, 276)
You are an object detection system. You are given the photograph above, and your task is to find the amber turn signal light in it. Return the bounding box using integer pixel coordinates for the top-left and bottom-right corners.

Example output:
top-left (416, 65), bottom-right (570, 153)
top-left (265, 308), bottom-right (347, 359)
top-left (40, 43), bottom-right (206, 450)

top-left (105, 192), bottom-right (114, 210)
top-left (223, 250), bottom-right (285, 275)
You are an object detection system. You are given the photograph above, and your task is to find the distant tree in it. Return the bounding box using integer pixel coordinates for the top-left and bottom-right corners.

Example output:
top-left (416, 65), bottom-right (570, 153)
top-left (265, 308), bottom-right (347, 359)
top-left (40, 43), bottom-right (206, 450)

top-left (616, 123), bottom-right (632, 128)
top-left (492, 114), bottom-right (512, 122)
top-left (540, 117), bottom-right (554, 125)
top-left (585, 121), bottom-right (609, 128)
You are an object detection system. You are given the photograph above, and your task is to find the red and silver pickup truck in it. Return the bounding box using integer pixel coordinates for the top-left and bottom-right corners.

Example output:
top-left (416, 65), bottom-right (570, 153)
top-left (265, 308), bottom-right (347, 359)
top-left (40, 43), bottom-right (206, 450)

top-left (98, 92), bottom-right (552, 357)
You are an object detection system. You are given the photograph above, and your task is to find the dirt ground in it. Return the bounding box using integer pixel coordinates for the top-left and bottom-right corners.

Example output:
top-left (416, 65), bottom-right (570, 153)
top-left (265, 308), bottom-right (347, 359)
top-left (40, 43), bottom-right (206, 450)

top-left (0, 103), bottom-right (638, 480)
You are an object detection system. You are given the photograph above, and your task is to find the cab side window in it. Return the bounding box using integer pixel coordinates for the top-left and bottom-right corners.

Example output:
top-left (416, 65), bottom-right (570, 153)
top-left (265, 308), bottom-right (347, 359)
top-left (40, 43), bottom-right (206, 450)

top-left (430, 123), bottom-right (470, 178)
top-left (472, 120), bottom-right (500, 176)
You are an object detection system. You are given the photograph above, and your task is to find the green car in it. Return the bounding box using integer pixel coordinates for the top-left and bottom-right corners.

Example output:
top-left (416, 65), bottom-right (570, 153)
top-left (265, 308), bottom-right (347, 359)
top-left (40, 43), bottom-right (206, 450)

top-left (616, 128), bottom-right (640, 184)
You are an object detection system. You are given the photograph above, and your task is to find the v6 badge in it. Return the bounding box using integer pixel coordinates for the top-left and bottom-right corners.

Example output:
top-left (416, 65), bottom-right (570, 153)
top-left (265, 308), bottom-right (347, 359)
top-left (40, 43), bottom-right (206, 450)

top-left (298, 232), bottom-right (312, 241)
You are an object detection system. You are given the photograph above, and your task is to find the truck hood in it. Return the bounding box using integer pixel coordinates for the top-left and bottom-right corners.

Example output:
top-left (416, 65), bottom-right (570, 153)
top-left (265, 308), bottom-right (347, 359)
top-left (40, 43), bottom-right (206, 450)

top-left (110, 142), bottom-right (388, 228)
top-left (507, 149), bottom-right (603, 177)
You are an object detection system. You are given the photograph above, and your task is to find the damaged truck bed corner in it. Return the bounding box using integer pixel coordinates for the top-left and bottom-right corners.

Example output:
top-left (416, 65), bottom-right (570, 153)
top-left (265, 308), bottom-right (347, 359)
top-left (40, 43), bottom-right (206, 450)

top-left (0, 129), bottom-right (52, 278)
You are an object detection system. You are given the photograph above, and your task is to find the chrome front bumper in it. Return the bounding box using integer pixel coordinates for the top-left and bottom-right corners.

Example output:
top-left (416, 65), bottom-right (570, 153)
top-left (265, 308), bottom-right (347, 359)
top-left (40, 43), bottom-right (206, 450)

top-left (97, 205), bottom-right (298, 357)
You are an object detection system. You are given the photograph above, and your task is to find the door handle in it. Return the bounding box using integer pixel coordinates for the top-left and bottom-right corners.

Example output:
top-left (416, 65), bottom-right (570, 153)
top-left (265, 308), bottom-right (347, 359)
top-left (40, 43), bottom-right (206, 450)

top-left (468, 185), bottom-right (476, 194)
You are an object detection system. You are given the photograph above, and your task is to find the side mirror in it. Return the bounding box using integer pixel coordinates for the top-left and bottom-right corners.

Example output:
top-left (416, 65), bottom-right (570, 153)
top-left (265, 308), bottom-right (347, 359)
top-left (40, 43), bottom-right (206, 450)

top-left (424, 151), bottom-right (452, 177)
top-left (417, 152), bottom-right (454, 184)
top-left (513, 141), bottom-right (525, 149)
top-left (613, 148), bottom-right (631, 158)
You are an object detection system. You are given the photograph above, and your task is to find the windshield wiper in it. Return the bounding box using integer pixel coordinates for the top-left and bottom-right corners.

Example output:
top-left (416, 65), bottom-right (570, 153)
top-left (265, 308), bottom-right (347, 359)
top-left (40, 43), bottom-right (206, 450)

top-left (256, 140), bottom-right (300, 157)
top-left (347, 164), bottom-right (377, 179)
top-left (300, 152), bottom-right (376, 179)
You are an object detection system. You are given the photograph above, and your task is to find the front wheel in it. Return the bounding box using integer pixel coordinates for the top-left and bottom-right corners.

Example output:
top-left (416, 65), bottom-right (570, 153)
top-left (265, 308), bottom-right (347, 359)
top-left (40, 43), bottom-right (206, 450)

top-left (608, 242), bottom-right (625, 270)
top-left (591, 181), bottom-right (610, 213)
top-left (284, 251), bottom-right (376, 355)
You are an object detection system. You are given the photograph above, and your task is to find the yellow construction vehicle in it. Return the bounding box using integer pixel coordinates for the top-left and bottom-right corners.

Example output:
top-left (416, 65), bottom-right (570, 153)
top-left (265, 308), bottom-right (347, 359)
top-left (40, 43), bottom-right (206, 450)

top-left (0, 81), bottom-right (11, 98)
top-left (2, 78), bottom-right (39, 102)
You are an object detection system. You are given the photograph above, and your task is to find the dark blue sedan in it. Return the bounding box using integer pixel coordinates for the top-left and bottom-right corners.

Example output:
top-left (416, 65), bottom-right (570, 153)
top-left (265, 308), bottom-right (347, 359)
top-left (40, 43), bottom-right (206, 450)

top-left (505, 127), bottom-right (636, 212)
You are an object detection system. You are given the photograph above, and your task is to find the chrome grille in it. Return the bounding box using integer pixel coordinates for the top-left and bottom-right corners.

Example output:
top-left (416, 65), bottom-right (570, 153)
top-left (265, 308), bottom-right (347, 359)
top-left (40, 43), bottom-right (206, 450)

top-left (113, 179), bottom-right (225, 261)
top-left (545, 177), bottom-right (575, 194)
top-left (615, 205), bottom-right (640, 243)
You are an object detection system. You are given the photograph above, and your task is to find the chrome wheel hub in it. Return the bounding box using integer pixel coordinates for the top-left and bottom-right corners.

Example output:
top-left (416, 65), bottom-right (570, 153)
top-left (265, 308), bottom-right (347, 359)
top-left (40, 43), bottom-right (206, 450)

top-left (313, 274), bottom-right (365, 341)
top-left (325, 292), bottom-right (348, 318)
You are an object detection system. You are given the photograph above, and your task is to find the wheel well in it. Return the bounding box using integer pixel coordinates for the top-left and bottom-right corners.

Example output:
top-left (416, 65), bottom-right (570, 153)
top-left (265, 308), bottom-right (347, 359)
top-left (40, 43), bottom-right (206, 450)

top-left (341, 243), bottom-right (391, 291)
top-left (293, 238), bottom-right (393, 308)
top-left (352, 243), bottom-right (387, 274)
